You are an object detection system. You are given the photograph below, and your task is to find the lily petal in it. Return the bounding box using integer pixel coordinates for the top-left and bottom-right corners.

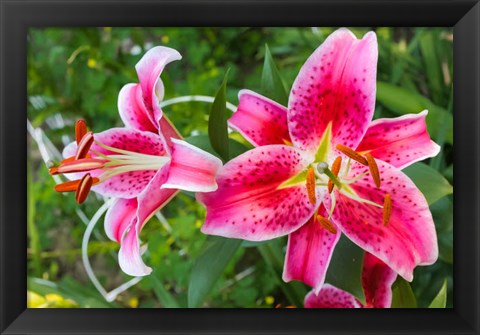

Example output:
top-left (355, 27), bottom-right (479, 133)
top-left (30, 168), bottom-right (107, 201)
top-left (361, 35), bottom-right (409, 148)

top-left (135, 46), bottom-right (182, 126)
top-left (104, 198), bottom-right (138, 242)
top-left (118, 219), bottom-right (152, 276)
top-left (136, 164), bottom-right (179, 228)
top-left (116, 165), bottom-right (178, 277)
top-left (356, 111), bottom-right (440, 169)
top-left (288, 29), bottom-right (377, 155)
top-left (158, 115), bottom-right (183, 148)
top-left (63, 128), bottom-right (169, 199)
top-left (118, 83), bottom-right (158, 133)
top-left (229, 89), bottom-right (291, 146)
top-left (304, 284), bottom-right (363, 308)
top-left (362, 253), bottom-right (397, 308)
top-left (198, 145), bottom-right (319, 241)
top-left (325, 160), bottom-right (438, 281)
top-left (162, 138), bottom-right (223, 192)
top-left (283, 210), bottom-right (341, 294)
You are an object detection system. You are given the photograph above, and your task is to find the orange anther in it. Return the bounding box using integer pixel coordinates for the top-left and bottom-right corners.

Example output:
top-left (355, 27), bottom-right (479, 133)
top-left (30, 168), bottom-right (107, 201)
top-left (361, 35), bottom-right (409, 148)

top-left (75, 119), bottom-right (87, 144)
top-left (306, 167), bottom-right (316, 205)
top-left (60, 156), bottom-right (76, 164)
top-left (336, 144), bottom-right (368, 166)
top-left (328, 156), bottom-right (342, 193)
top-left (57, 158), bottom-right (105, 174)
top-left (54, 176), bottom-right (99, 193)
top-left (54, 179), bottom-right (80, 192)
top-left (317, 215), bottom-right (337, 234)
top-left (75, 174), bottom-right (94, 204)
top-left (383, 193), bottom-right (392, 226)
top-left (365, 153), bottom-right (380, 188)
top-left (49, 167), bottom-right (59, 175)
top-left (75, 131), bottom-right (94, 160)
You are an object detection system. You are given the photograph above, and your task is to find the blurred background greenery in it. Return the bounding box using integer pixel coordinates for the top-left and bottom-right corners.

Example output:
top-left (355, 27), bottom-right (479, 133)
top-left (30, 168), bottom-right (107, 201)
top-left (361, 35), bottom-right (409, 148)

top-left (27, 27), bottom-right (453, 308)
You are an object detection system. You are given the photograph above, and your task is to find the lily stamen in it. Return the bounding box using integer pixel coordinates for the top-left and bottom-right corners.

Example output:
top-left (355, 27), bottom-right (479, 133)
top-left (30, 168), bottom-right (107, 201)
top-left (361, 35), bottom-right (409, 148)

top-left (306, 167), bottom-right (317, 205)
top-left (317, 215), bottom-right (337, 234)
top-left (328, 156), bottom-right (342, 193)
top-left (341, 172), bottom-right (369, 185)
top-left (75, 119), bottom-right (87, 144)
top-left (54, 176), bottom-right (100, 193)
top-left (365, 153), bottom-right (381, 188)
top-left (75, 131), bottom-right (94, 160)
top-left (55, 158), bottom-right (107, 174)
top-left (336, 144), bottom-right (368, 166)
top-left (75, 173), bottom-right (94, 204)
top-left (383, 193), bottom-right (392, 226)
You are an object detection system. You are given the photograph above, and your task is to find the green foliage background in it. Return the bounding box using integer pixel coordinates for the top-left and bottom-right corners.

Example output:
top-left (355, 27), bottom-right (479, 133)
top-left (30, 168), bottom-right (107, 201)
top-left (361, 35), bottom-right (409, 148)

top-left (27, 27), bottom-right (453, 308)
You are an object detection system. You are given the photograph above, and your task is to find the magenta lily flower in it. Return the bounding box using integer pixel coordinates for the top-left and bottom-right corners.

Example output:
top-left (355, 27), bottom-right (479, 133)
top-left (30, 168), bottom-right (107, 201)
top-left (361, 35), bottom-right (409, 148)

top-left (51, 46), bottom-right (222, 276)
top-left (198, 28), bottom-right (439, 293)
top-left (304, 253), bottom-right (397, 308)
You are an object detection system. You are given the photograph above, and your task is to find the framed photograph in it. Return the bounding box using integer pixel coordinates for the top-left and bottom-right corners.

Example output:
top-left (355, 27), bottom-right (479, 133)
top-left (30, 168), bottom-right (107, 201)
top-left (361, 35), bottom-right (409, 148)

top-left (1, 0), bottom-right (479, 334)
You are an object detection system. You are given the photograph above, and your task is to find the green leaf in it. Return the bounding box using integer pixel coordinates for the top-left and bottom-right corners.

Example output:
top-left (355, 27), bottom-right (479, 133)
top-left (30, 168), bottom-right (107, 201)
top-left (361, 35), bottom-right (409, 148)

top-left (391, 277), bottom-right (417, 308)
top-left (258, 239), bottom-right (308, 307)
top-left (428, 279), bottom-right (447, 308)
top-left (325, 235), bottom-right (366, 304)
top-left (261, 44), bottom-right (288, 106)
top-left (185, 134), bottom-right (249, 160)
top-left (419, 30), bottom-right (444, 105)
top-left (149, 271), bottom-right (180, 308)
top-left (376, 81), bottom-right (453, 144)
top-left (208, 69), bottom-right (230, 161)
top-left (188, 236), bottom-right (242, 307)
top-left (27, 160), bottom-right (41, 276)
top-left (431, 197), bottom-right (453, 263)
top-left (403, 163), bottom-right (453, 205)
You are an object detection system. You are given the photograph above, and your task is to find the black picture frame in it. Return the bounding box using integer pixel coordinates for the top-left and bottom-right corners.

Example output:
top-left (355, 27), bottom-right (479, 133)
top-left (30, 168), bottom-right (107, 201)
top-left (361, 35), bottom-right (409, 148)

top-left (1, 0), bottom-right (479, 334)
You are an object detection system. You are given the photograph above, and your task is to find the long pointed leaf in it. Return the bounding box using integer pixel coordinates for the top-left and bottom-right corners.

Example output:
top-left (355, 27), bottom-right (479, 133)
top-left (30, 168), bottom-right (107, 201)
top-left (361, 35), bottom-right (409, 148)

top-left (208, 69), bottom-right (230, 162)
top-left (391, 277), bottom-right (417, 308)
top-left (428, 279), bottom-right (447, 308)
top-left (261, 44), bottom-right (288, 106)
top-left (188, 236), bottom-right (242, 307)
top-left (403, 163), bottom-right (453, 205)
top-left (325, 235), bottom-right (366, 304)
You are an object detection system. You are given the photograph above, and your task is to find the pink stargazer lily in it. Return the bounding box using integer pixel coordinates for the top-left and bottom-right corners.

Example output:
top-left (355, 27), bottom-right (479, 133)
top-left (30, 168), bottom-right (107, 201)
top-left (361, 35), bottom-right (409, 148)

top-left (51, 46), bottom-right (222, 276)
top-left (304, 253), bottom-right (397, 308)
top-left (198, 28), bottom-right (440, 293)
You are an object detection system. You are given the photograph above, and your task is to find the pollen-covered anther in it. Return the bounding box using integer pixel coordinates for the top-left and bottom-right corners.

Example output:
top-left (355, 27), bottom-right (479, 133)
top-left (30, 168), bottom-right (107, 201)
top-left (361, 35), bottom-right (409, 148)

top-left (306, 167), bottom-right (317, 205)
top-left (328, 156), bottom-right (342, 193)
top-left (75, 131), bottom-right (94, 160)
top-left (54, 176), bottom-right (100, 193)
top-left (56, 158), bottom-right (106, 174)
top-left (383, 193), bottom-right (392, 226)
top-left (75, 119), bottom-right (88, 144)
top-left (336, 144), bottom-right (368, 166)
top-left (317, 215), bottom-right (337, 234)
top-left (365, 153), bottom-right (380, 188)
top-left (49, 167), bottom-right (59, 175)
top-left (75, 173), bottom-right (94, 204)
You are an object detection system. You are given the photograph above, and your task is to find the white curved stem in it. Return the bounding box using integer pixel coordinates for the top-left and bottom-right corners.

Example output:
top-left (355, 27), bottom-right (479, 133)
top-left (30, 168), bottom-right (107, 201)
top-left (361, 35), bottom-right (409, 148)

top-left (81, 199), bottom-right (114, 299)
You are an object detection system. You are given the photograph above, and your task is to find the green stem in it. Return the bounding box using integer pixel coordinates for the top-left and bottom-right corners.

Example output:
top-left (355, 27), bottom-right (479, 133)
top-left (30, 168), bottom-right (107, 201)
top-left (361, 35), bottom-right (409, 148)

top-left (323, 167), bottom-right (342, 190)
